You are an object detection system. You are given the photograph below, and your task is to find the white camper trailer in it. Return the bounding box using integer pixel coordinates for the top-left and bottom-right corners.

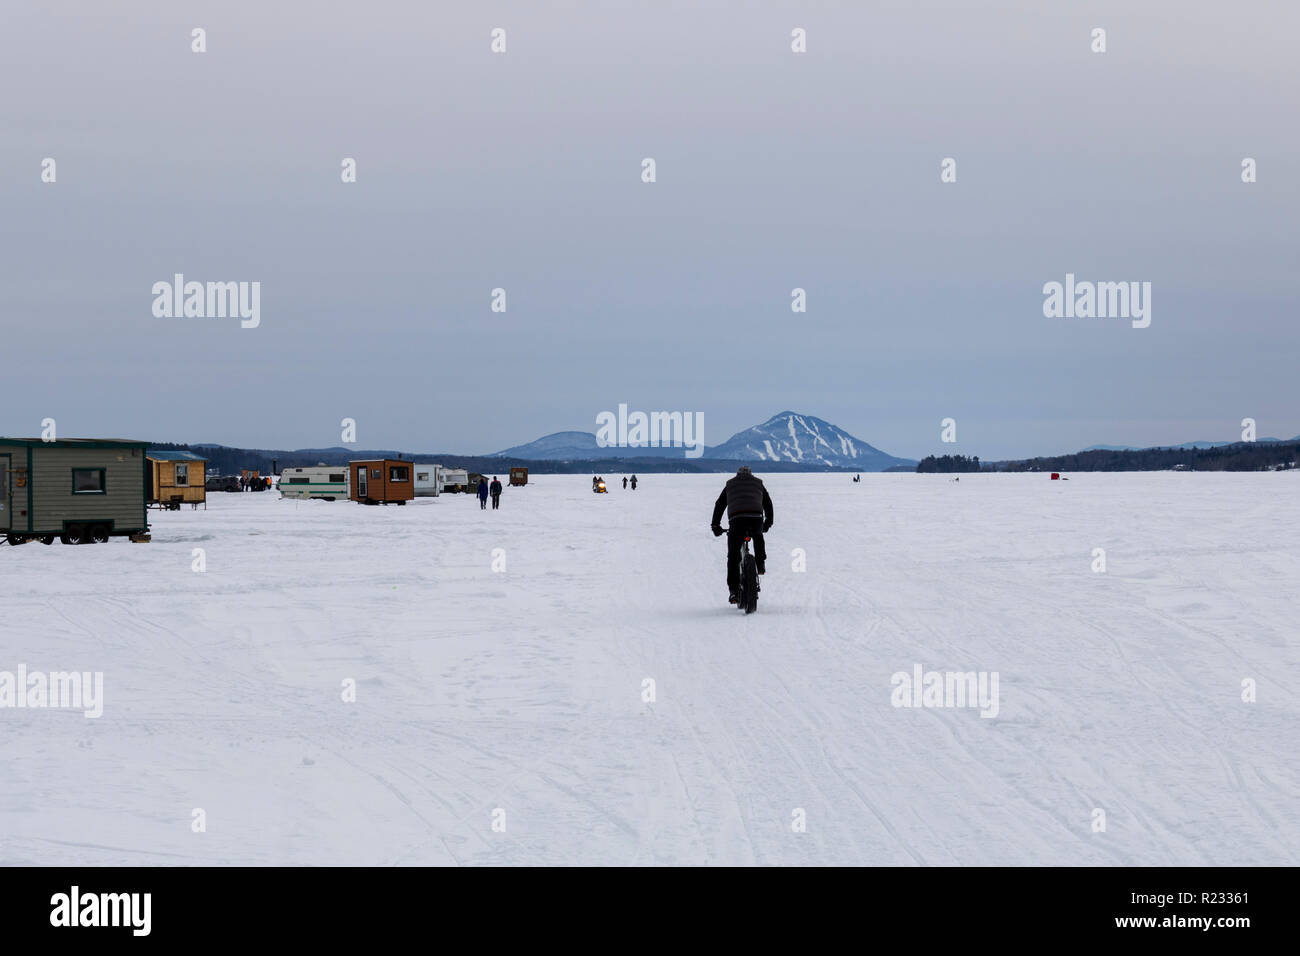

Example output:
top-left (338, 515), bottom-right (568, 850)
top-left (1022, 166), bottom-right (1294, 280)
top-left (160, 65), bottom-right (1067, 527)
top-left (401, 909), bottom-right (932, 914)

top-left (279, 465), bottom-right (349, 501)
top-left (439, 468), bottom-right (470, 494)
top-left (413, 464), bottom-right (442, 497)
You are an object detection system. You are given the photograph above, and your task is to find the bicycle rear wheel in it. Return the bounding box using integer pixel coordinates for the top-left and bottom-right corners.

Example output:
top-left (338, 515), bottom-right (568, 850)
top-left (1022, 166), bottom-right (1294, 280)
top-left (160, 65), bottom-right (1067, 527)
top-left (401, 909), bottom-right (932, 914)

top-left (741, 551), bottom-right (759, 614)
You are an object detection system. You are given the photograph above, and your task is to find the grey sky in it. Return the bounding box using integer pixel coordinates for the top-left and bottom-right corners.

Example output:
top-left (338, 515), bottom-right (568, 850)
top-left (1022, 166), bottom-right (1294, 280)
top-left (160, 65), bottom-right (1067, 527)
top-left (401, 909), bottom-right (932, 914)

top-left (3, 1), bottom-right (1297, 460)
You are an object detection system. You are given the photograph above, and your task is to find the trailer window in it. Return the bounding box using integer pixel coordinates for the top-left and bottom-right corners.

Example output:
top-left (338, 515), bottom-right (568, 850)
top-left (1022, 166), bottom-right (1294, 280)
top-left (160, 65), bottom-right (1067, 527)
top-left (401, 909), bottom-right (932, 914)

top-left (72, 469), bottom-right (106, 494)
top-left (417, 472), bottom-right (429, 481)
top-left (390, 466), bottom-right (410, 482)
top-left (329, 474), bottom-right (345, 483)
top-left (175, 463), bottom-right (189, 486)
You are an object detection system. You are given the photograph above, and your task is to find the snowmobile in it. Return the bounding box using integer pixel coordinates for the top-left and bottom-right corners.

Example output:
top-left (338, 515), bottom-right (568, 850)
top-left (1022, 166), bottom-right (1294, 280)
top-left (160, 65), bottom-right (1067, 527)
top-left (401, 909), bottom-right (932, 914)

top-left (593, 479), bottom-right (608, 493)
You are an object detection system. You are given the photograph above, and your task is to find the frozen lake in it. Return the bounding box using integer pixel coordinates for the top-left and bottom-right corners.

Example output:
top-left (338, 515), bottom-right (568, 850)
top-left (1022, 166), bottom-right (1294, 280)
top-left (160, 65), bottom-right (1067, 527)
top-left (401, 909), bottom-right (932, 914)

top-left (2, 472), bottom-right (1297, 865)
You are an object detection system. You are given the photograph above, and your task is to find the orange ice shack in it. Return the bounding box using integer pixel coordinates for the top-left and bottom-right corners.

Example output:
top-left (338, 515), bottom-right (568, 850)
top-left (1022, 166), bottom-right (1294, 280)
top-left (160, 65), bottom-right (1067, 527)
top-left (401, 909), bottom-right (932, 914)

top-left (349, 459), bottom-right (414, 505)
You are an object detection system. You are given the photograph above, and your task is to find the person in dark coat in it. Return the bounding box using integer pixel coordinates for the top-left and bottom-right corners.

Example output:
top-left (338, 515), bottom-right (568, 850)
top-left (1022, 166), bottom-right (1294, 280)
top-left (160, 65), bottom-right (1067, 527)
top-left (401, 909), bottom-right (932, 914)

top-left (710, 465), bottom-right (774, 604)
top-left (622, 476), bottom-right (628, 489)
top-left (477, 477), bottom-right (489, 510)
top-left (630, 475), bottom-right (638, 490)
top-left (489, 476), bottom-right (503, 509)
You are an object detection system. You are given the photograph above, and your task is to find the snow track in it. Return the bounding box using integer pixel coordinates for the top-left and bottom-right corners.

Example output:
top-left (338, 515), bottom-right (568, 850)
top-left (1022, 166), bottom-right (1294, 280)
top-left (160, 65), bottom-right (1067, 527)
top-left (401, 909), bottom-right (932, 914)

top-left (2, 473), bottom-right (1296, 865)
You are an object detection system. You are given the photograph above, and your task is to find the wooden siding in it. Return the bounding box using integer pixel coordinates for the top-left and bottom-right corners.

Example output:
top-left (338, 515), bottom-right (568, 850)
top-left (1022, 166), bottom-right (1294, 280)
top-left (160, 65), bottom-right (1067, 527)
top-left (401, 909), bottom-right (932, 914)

top-left (349, 460), bottom-right (415, 503)
top-left (149, 458), bottom-right (207, 505)
top-left (0, 444), bottom-right (149, 534)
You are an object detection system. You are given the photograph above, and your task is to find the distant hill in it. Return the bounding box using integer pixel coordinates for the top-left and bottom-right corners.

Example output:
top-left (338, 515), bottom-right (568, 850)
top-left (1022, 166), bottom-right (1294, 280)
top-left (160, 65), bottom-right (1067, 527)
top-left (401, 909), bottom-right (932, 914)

top-left (992, 441), bottom-right (1300, 473)
top-left (495, 411), bottom-right (914, 471)
top-left (493, 431), bottom-right (683, 460)
top-left (1082, 436), bottom-right (1296, 452)
top-left (708, 412), bottom-right (913, 470)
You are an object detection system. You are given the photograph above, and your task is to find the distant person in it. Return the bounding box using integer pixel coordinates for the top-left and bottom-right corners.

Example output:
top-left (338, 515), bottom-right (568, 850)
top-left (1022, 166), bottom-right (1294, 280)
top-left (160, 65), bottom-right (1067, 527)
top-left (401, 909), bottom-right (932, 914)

top-left (477, 477), bottom-right (489, 510)
top-left (710, 465), bottom-right (774, 605)
top-left (622, 476), bottom-right (628, 489)
top-left (490, 476), bottom-right (503, 510)
top-left (593, 476), bottom-right (600, 492)
top-left (630, 475), bottom-right (638, 490)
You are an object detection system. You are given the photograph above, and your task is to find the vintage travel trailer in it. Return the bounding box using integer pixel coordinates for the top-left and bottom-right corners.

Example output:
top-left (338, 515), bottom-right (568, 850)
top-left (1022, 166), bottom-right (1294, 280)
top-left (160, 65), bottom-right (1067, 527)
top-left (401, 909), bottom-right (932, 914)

top-left (279, 465), bottom-right (349, 501)
top-left (147, 449), bottom-right (207, 510)
top-left (349, 459), bottom-right (414, 505)
top-left (0, 438), bottom-right (150, 545)
top-left (438, 468), bottom-right (470, 493)
top-left (413, 464), bottom-right (442, 497)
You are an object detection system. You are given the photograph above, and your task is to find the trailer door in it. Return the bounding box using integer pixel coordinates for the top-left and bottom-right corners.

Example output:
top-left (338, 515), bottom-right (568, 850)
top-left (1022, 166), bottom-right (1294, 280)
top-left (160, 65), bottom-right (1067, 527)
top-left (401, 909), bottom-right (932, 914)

top-left (0, 456), bottom-right (9, 531)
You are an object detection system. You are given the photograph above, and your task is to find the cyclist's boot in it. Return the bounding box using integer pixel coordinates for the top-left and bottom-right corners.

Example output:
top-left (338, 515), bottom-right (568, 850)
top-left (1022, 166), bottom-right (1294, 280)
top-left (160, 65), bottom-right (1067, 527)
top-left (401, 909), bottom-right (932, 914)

top-left (728, 592), bottom-right (739, 605)
top-left (756, 560), bottom-right (765, 575)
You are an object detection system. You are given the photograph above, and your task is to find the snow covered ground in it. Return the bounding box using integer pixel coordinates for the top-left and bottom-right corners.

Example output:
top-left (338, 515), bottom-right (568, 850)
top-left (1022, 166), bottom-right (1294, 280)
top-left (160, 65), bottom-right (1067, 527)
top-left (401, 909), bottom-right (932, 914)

top-left (2, 472), bottom-right (1297, 866)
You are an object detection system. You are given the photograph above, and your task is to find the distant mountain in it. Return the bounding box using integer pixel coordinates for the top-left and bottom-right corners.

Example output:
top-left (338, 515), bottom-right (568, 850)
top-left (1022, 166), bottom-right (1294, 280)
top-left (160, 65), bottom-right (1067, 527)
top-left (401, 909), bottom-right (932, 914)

top-left (707, 412), bottom-right (914, 470)
top-left (495, 411), bottom-right (913, 471)
top-left (492, 431), bottom-right (682, 460)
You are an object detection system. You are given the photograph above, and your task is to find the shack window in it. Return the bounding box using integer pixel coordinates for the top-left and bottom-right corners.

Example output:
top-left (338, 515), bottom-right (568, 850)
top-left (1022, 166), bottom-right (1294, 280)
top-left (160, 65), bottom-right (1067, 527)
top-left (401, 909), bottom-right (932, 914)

top-left (329, 474), bottom-right (345, 483)
top-left (72, 469), bottom-right (105, 494)
top-left (175, 463), bottom-right (189, 486)
top-left (390, 466), bottom-right (410, 482)
top-left (371, 469), bottom-right (381, 478)
top-left (417, 472), bottom-right (429, 481)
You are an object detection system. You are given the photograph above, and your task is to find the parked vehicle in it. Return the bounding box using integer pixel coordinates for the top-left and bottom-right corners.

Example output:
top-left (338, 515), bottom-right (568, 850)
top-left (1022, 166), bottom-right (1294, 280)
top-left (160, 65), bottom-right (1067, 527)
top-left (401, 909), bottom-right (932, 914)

top-left (439, 468), bottom-right (470, 494)
top-left (279, 465), bottom-right (349, 501)
top-left (413, 464), bottom-right (442, 497)
top-left (205, 475), bottom-right (241, 493)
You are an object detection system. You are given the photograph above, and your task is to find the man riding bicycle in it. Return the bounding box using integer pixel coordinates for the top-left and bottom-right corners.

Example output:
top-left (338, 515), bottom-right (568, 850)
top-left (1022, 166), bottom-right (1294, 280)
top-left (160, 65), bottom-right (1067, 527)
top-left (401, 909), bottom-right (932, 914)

top-left (711, 465), bottom-right (774, 605)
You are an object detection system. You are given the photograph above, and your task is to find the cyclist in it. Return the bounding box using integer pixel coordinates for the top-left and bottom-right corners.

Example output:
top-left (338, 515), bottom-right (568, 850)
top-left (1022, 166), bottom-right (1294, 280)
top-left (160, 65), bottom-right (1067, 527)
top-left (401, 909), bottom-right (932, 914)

top-left (710, 465), bottom-right (774, 605)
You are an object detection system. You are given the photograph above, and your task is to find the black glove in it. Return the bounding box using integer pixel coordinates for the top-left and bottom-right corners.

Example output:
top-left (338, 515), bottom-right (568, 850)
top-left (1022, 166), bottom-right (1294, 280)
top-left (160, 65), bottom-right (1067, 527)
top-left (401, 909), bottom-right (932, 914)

top-left (762, 519), bottom-right (772, 532)
top-left (712, 525), bottom-right (724, 537)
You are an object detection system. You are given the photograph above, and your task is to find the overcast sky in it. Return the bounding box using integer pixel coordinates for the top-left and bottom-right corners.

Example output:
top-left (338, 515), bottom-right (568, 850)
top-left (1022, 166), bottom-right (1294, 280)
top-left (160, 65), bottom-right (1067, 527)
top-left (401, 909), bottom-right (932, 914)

top-left (3, 1), bottom-right (1296, 459)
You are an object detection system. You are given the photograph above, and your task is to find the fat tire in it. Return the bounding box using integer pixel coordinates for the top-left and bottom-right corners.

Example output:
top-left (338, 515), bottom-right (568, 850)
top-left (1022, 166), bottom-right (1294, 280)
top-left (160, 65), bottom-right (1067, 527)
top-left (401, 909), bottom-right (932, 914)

top-left (742, 552), bottom-right (759, 614)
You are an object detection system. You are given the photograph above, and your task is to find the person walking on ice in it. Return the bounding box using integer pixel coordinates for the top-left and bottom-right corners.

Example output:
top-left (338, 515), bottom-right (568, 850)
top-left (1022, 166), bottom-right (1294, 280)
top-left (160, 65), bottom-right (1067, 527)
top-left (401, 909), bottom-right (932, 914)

top-left (477, 476), bottom-right (489, 510)
top-left (489, 476), bottom-right (503, 510)
top-left (630, 475), bottom-right (638, 490)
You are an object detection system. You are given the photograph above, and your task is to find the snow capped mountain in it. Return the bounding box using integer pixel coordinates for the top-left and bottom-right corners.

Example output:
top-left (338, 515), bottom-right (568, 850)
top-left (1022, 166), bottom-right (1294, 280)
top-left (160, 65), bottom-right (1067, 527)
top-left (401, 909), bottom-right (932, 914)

top-left (707, 411), bottom-right (912, 470)
top-left (494, 412), bottom-right (914, 469)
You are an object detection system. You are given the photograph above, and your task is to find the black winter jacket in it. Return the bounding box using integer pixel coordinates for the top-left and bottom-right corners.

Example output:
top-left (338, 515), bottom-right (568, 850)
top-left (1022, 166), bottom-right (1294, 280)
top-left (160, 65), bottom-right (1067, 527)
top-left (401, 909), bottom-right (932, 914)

top-left (712, 474), bottom-right (773, 526)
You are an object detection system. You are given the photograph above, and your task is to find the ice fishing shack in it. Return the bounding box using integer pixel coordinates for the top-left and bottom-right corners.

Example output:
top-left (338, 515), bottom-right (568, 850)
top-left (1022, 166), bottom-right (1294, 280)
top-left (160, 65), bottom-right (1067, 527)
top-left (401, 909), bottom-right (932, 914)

top-left (349, 459), bottom-right (414, 505)
top-left (0, 438), bottom-right (151, 545)
top-left (147, 448), bottom-right (207, 510)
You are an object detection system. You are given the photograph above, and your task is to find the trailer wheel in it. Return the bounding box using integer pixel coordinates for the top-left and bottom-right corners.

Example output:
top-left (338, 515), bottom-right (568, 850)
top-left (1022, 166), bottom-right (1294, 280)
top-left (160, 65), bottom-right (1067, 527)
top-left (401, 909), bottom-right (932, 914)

top-left (90, 524), bottom-right (111, 544)
top-left (63, 525), bottom-right (89, 545)
top-left (6, 534), bottom-right (27, 546)
top-left (39, 535), bottom-right (55, 545)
